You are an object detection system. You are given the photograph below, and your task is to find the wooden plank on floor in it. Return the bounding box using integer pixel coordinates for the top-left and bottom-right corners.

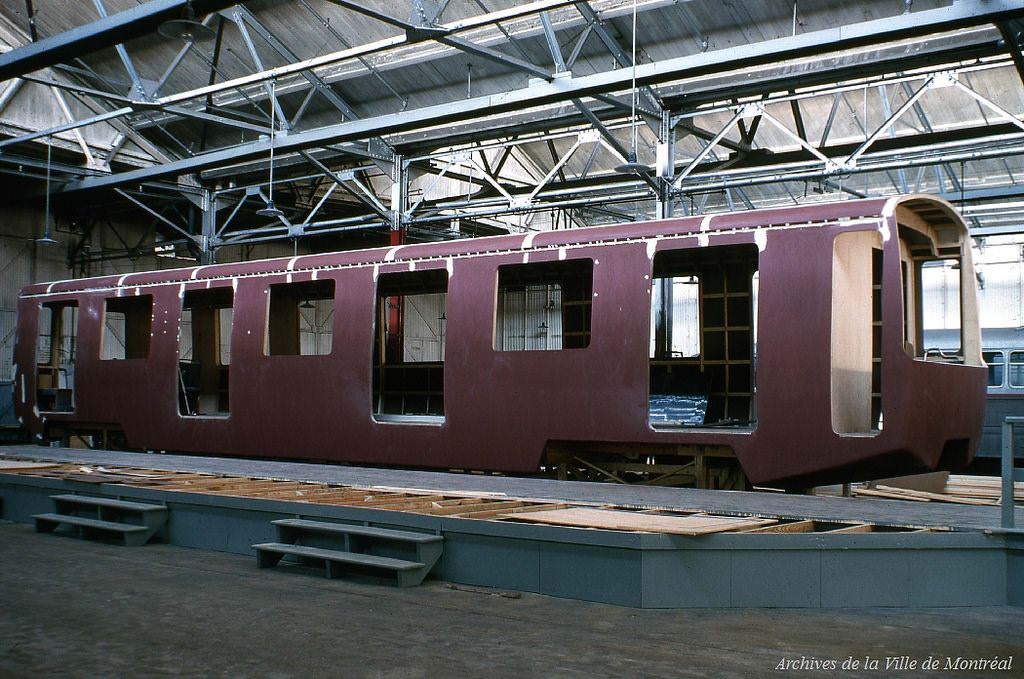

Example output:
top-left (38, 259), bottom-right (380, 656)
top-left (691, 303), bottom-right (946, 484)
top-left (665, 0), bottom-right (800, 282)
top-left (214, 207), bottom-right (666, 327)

top-left (434, 500), bottom-right (528, 517)
top-left (0, 460), bottom-right (62, 471)
top-left (368, 485), bottom-right (508, 499)
top-left (498, 507), bottom-right (776, 535)
top-left (741, 519), bottom-right (817, 534)
top-left (853, 487), bottom-right (931, 502)
top-left (461, 503), bottom-right (566, 520)
top-left (871, 485), bottom-right (998, 506)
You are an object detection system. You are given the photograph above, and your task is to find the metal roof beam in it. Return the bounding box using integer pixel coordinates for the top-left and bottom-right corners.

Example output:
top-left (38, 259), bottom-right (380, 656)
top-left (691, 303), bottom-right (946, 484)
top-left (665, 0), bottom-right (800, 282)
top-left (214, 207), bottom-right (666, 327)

top-left (323, 0), bottom-right (553, 81)
top-left (60, 0), bottom-right (1024, 194)
top-left (0, 0), bottom-right (242, 81)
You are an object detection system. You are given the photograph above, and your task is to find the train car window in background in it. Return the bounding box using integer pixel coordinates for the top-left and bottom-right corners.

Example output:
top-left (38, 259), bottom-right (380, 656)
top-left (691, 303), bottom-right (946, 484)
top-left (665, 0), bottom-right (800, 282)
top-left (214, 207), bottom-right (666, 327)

top-left (266, 280), bottom-right (335, 356)
top-left (1009, 351), bottom-right (1024, 388)
top-left (373, 269), bottom-right (448, 420)
top-left (493, 259), bottom-right (593, 351)
top-left (102, 295), bottom-right (153, 360)
top-left (178, 288), bottom-right (233, 417)
top-left (831, 231), bottom-right (884, 435)
top-left (984, 350), bottom-right (1006, 388)
top-left (36, 301), bottom-right (77, 412)
top-left (648, 244), bottom-right (759, 428)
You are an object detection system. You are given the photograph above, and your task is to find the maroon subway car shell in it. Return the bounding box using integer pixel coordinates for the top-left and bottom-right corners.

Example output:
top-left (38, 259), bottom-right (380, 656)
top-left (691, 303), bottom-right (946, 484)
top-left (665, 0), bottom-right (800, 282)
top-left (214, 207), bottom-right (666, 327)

top-left (13, 195), bottom-right (986, 487)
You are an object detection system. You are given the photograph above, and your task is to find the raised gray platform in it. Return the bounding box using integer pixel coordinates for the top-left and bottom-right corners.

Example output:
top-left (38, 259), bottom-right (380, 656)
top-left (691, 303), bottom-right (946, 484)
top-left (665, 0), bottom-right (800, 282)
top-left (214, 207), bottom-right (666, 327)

top-left (1, 446), bottom-right (1022, 607)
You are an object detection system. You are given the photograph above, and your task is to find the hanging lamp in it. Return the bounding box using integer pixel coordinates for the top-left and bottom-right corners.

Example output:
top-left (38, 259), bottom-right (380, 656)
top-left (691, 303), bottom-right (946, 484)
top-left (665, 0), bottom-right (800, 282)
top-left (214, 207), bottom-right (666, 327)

top-left (158, 0), bottom-right (216, 42)
top-left (37, 137), bottom-right (58, 245)
top-left (256, 80), bottom-right (285, 219)
top-left (614, 0), bottom-right (651, 174)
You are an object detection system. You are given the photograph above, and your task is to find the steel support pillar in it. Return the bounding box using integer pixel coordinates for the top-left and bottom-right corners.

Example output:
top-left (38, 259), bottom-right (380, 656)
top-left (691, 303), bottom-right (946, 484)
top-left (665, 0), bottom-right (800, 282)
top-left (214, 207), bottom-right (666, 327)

top-left (200, 189), bottom-right (216, 264)
top-left (656, 109), bottom-right (675, 220)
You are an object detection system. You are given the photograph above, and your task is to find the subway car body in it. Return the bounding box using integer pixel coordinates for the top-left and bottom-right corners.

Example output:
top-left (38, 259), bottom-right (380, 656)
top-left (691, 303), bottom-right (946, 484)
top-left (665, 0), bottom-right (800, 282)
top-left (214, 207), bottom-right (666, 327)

top-left (12, 195), bottom-right (986, 488)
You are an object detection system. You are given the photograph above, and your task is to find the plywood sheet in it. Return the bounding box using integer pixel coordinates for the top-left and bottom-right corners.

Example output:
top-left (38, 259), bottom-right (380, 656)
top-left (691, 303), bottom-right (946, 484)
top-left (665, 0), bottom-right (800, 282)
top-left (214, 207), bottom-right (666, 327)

top-left (500, 507), bottom-right (775, 535)
top-left (0, 460), bottom-right (61, 471)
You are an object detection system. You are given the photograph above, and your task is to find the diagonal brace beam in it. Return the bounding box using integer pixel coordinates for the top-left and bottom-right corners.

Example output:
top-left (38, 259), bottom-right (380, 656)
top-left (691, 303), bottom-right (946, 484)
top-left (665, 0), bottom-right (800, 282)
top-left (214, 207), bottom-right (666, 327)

top-left (114, 188), bottom-right (195, 242)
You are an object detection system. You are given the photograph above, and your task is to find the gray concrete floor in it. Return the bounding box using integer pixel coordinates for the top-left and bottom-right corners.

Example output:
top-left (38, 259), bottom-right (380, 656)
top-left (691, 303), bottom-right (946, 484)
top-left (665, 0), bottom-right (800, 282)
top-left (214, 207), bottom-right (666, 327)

top-left (0, 523), bottom-right (1020, 679)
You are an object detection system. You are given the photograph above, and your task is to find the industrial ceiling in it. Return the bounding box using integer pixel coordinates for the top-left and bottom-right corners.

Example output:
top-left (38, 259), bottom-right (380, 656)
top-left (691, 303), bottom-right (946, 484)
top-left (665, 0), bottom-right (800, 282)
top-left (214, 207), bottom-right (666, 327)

top-left (2, 0), bottom-right (1024, 267)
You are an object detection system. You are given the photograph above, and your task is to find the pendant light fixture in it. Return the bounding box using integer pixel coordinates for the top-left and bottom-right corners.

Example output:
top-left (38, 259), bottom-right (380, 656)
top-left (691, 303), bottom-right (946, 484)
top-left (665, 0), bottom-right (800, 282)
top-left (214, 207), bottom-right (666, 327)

top-left (38, 137), bottom-right (58, 246)
top-left (257, 80), bottom-right (285, 219)
top-left (615, 0), bottom-right (651, 174)
top-left (158, 0), bottom-right (216, 43)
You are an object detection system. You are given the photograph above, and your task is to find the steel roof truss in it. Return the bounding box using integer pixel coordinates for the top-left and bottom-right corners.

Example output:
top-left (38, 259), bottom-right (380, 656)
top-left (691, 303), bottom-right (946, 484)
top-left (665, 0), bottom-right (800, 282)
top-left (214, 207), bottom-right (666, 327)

top-left (230, 5), bottom-right (359, 123)
top-left (845, 74), bottom-right (940, 168)
top-left (215, 193), bottom-right (248, 237)
top-left (540, 11), bottom-right (568, 73)
top-left (296, 0), bottom-right (407, 109)
top-left (54, 0), bottom-right (1024, 196)
top-left (672, 107), bottom-right (749, 187)
top-left (952, 77), bottom-right (1024, 134)
top-left (114, 188), bottom-right (195, 244)
top-left (230, 10), bottom-right (288, 129)
top-left (300, 182), bottom-right (339, 226)
top-left (302, 151), bottom-right (390, 222)
top-left (49, 86), bottom-right (96, 167)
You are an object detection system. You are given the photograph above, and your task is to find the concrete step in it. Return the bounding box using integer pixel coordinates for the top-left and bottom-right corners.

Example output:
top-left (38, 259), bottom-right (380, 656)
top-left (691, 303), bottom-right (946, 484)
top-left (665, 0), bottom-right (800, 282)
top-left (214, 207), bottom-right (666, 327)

top-left (33, 512), bottom-right (153, 546)
top-left (253, 542), bottom-right (428, 586)
top-left (269, 518), bottom-right (444, 582)
top-left (271, 518), bottom-right (442, 543)
top-left (51, 494), bottom-right (167, 513)
top-left (35, 494), bottom-right (169, 546)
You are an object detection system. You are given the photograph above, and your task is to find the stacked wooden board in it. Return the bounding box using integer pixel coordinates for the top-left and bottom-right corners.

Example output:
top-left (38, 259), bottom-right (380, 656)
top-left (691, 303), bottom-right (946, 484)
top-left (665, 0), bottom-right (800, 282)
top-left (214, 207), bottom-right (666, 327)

top-left (853, 474), bottom-right (1023, 505)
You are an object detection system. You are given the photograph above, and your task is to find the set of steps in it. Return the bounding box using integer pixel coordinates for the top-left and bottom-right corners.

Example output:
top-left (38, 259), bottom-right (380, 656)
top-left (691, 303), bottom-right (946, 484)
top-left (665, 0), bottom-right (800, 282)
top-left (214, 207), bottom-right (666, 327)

top-left (33, 494), bottom-right (168, 546)
top-left (253, 518), bottom-right (443, 587)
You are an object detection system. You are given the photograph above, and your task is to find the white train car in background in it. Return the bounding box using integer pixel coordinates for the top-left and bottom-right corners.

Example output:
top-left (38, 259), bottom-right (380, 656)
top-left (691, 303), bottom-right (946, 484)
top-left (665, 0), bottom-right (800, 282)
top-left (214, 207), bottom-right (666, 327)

top-left (926, 327), bottom-right (1024, 466)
